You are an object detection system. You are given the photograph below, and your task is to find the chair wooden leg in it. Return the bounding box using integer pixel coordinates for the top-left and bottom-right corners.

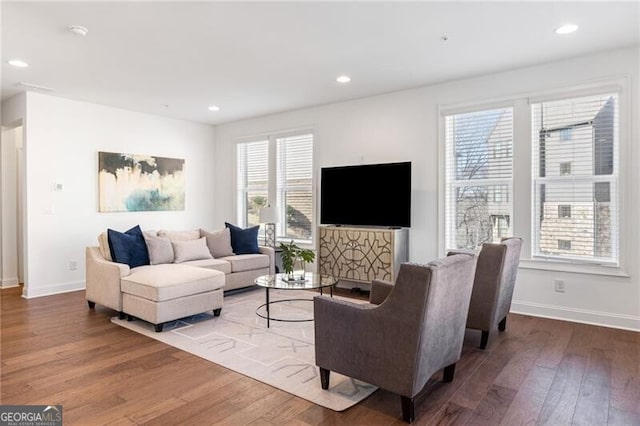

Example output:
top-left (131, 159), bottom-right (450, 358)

top-left (498, 316), bottom-right (507, 332)
top-left (480, 330), bottom-right (489, 349)
top-left (400, 395), bottom-right (415, 423)
top-left (443, 363), bottom-right (456, 383)
top-left (319, 367), bottom-right (330, 390)
top-left (87, 300), bottom-right (95, 309)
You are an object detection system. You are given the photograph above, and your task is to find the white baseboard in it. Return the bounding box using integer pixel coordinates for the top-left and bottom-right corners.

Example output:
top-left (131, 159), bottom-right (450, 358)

top-left (1, 277), bottom-right (19, 288)
top-left (511, 300), bottom-right (640, 332)
top-left (22, 281), bottom-right (85, 299)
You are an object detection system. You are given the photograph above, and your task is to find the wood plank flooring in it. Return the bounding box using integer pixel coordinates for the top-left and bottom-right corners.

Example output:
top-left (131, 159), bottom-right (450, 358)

top-left (1, 286), bottom-right (639, 425)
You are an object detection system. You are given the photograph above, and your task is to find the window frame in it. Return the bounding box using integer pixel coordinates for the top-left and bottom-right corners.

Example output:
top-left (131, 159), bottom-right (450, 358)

top-left (235, 129), bottom-right (315, 247)
top-left (438, 79), bottom-right (630, 277)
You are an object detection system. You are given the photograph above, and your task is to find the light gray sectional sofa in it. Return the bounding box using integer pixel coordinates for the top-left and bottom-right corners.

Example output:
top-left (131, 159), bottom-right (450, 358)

top-left (85, 228), bottom-right (274, 331)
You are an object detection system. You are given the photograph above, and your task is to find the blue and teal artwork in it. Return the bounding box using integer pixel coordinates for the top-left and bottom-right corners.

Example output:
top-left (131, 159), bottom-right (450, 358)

top-left (98, 152), bottom-right (185, 212)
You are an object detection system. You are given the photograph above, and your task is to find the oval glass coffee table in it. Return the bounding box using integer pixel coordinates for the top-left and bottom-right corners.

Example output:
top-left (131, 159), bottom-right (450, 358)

top-left (254, 272), bottom-right (338, 328)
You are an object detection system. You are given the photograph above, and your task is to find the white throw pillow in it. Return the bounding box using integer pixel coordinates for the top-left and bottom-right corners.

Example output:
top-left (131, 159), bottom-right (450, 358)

top-left (143, 234), bottom-right (175, 265)
top-left (172, 237), bottom-right (213, 263)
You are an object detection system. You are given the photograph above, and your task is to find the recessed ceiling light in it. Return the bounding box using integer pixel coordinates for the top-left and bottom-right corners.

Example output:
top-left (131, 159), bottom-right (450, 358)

top-left (68, 25), bottom-right (89, 36)
top-left (336, 75), bottom-right (351, 84)
top-left (208, 105), bottom-right (220, 112)
top-left (555, 24), bottom-right (578, 35)
top-left (8, 59), bottom-right (29, 68)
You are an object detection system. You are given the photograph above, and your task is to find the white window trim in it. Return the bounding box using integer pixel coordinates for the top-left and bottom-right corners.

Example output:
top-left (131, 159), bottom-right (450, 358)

top-left (234, 127), bottom-right (316, 246)
top-left (438, 76), bottom-right (631, 277)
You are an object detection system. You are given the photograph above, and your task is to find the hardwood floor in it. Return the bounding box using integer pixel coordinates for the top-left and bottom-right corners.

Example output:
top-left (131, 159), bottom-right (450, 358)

top-left (1, 285), bottom-right (639, 425)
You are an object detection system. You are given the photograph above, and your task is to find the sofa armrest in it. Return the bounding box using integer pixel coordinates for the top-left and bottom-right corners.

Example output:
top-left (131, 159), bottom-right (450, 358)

top-left (85, 247), bottom-right (130, 311)
top-left (370, 279), bottom-right (394, 305)
top-left (258, 246), bottom-right (275, 274)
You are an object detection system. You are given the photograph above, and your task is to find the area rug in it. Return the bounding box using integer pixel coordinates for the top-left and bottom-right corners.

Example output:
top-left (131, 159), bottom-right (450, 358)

top-left (111, 288), bottom-right (377, 411)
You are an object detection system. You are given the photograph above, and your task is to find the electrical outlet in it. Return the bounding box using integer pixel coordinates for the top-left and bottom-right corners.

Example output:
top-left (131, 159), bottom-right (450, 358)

top-left (69, 260), bottom-right (78, 271)
top-left (554, 279), bottom-right (565, 293)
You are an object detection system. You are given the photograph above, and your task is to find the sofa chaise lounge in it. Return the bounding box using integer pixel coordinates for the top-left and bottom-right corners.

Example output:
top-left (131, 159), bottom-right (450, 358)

top-left (86, 228), bottom-right (275, 331)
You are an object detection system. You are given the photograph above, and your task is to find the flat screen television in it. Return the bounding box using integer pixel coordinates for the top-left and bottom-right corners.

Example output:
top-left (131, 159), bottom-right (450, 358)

top-left (320, 161), bottom-right (411, 228)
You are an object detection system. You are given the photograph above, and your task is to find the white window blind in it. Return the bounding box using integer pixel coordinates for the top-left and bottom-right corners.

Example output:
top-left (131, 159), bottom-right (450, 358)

top-left (532, 93), bottom-right (619, 265)
top-left (236, 140), bottom-right (268, 228)
top-left (277, 133), bottom-right (313, 242)
top-left (236, 132), bottom-right (314, 244)
top-left (445, 107), bottom-right (514, 250)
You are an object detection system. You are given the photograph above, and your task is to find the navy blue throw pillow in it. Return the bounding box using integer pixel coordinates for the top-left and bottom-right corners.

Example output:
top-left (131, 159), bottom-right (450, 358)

top-left (225, 222), bottom-right (260, 254)
top-left (107, 225), bottom-right (150, 268)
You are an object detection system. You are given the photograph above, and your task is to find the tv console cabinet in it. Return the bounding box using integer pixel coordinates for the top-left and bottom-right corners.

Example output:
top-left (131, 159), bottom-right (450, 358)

top-left (317, 226), bottom-right (408, 285)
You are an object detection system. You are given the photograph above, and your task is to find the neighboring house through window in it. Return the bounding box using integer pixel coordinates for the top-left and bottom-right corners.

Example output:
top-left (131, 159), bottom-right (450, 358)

top-left (532, 93), bottom-right (618, 263)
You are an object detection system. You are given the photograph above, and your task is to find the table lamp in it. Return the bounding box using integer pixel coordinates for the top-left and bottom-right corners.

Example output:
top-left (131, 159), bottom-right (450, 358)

top-left (259, 205), bottom-right (280, 247)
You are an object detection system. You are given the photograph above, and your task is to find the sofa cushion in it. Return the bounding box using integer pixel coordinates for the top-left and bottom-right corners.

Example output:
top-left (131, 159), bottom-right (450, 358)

top-left (172, 237), bottom-right (213, 263)
top-left (200, 228), bottom-right (234, 258)
top-left (143, 234), bottom-right (174, 265)
top-left (158, 229), bottom-right (200, 242)
top-left (181, 258), bottom-right (232, 274)
top-left (219, 254), bottom-right (269, 273)
top-left (107, 225), bottom-right (150, 268)
top-left (225, 222), bottom-right (259, 255)
top-left (98, 232), bottom-right (113, 261)
top-left (122, 264), bottom-right (225, 302)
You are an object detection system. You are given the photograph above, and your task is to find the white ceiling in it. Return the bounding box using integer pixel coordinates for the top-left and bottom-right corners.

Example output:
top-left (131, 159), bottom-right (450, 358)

top-left (2, 2), bottom-right (639, 125)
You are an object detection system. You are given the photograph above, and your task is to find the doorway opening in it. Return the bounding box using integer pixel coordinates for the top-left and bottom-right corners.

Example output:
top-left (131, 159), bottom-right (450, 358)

top-left (1, 123), bottom-right (26, 294)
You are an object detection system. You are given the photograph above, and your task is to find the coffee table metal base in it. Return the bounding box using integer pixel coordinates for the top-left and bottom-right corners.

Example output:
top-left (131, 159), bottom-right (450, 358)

top-left (257, 286), bottom-right (333, 328)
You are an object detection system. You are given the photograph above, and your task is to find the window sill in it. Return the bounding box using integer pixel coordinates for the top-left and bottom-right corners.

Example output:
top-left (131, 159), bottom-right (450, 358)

top-left (519, 259), bottom-right (630, 278)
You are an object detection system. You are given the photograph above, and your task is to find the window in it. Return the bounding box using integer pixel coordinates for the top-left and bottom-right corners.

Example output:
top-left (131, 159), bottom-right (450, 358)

top-left (445, 107), bottom-right (513, 249)
top-left (237, 132), bottom-right (314, 244)
top-left (236, 140), bottom-right (268, 229)
top-left (493, 184), bottom-right (509, 203)
top-left (558, 239), bottom-right (572, 250)
top-left (558, 205), bottom-right (572, 218)
top-left (493, 141), bottom-right (510, 159)
top-left (532, 93), bottom-right (618, 265)
top-left (559, 128), bottom-right (573, 141)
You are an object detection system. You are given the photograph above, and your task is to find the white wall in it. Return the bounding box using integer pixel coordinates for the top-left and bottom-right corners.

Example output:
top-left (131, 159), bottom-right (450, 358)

top-left (214, 48), bottom-right (640, 330)
top-left (20, 92), bottom-right (216, 298)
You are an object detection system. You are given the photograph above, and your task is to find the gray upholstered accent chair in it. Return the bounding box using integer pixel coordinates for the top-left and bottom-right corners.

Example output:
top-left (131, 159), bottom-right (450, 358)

top-left (465, 237), bottom-right (523, 349)
top-left (313, 254), bottom-right (477, 423)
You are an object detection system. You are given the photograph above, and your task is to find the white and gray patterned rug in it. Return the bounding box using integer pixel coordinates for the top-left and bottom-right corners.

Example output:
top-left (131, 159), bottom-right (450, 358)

top-left (111, 288), bottom-right (377, 411)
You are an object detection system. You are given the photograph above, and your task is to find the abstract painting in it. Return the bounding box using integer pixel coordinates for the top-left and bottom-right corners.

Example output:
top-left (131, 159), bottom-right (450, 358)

top-left (98, 152), bottom-right (185, 212)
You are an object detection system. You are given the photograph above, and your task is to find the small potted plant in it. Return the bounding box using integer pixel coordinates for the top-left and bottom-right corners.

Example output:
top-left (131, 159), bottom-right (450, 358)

top-left (280, 240), bottom-right (315, 281)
